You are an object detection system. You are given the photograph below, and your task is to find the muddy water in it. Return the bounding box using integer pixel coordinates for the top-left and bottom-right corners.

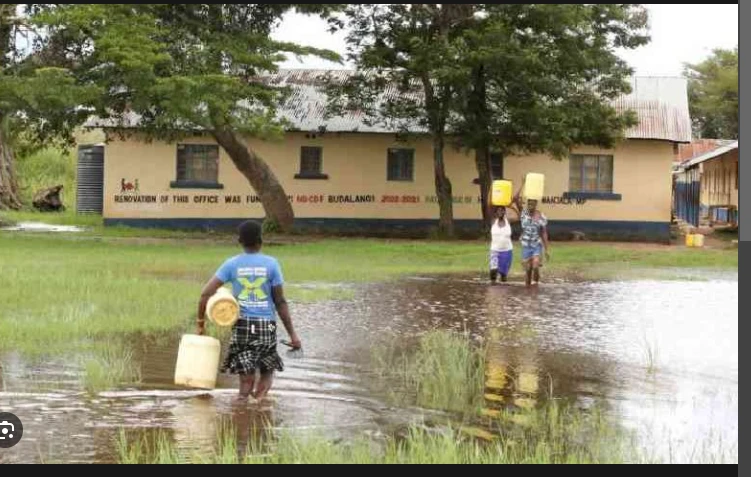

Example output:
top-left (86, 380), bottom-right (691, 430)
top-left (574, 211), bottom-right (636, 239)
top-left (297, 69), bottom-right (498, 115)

top-left (0, 273), bottom-right (738, 464)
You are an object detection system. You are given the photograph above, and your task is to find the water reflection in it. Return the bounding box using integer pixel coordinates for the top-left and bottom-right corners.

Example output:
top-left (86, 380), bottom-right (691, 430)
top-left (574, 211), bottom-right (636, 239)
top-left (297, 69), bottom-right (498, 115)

top-left (0, 273), bottom-right (738, 464)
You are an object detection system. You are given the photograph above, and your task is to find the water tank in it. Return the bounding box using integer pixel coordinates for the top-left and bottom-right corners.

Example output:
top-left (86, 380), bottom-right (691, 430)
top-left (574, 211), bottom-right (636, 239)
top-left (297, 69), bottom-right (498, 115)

top-left (76, 145), bottom-right (104, 215)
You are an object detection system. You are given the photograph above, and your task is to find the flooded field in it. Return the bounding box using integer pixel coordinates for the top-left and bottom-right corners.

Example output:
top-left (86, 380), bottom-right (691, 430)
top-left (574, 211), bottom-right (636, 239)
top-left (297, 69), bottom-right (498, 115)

top-left (0, 270), bottom-right (737, 464)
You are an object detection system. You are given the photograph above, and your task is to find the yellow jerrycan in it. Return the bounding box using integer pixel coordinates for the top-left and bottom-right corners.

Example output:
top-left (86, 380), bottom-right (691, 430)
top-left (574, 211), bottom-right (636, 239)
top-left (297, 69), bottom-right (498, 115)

top-left (206, 287), bottom-right (239, 328)
top-left (524, 173), bottom-right (546, 202)
top-left (174, 335), bottom-right (222, 390)
top-left (491, 180), bottom-right (514, 207)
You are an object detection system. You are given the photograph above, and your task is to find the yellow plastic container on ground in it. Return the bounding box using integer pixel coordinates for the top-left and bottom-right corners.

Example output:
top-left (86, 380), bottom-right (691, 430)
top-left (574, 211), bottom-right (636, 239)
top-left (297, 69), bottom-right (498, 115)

top-left (491, 180), bottom-right (514, 207)
top-left (686, 234), bottom-right (695, 247)
top-left (206, 288), bottom-right (239, 328)
top-left (693, 234), bottom-right (705, 248)
top-left (174, 335), bottom-right (222, 390)
top-left (524, 173), bottom-right (545, 201)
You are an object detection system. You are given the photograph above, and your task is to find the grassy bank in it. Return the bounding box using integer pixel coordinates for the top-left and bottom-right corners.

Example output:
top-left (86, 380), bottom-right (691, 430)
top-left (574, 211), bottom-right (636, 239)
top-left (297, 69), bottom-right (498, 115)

top-left (116, 417), bottom-right (638, 464)
top-left (0, 231), bottom-right (736, 360)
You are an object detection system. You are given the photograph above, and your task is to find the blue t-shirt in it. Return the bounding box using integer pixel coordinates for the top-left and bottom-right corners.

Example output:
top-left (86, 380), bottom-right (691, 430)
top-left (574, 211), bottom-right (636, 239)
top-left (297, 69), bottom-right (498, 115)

top-left (215, 253), bottom-right (284, 321)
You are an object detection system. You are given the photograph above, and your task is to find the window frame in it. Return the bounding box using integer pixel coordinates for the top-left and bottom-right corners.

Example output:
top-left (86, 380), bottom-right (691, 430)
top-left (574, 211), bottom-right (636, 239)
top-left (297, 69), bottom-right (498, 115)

top-left (295, 146), bottom-right (329, 180)
top-left (565, 154), bottom-right (622, 201)
top-left (171, 144), bottom-right (224, 190)
top-left (387, 148), bottom-right (416, 182)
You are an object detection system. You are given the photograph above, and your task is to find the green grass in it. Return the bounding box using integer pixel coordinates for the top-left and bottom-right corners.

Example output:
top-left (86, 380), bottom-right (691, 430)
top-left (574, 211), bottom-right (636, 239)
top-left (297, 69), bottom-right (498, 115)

top-left (117, 418), bottom-right (634, 465)
top-left (0, 234), bottom-right (490, 360)
top-left (114, 332), bottom-right (641, 464)
top-left (0, 232), bottom-right (736, 359)
top-left (373, 331), bottom-right (486, 414)
top-left (83, 344), bottom-right (142, 394)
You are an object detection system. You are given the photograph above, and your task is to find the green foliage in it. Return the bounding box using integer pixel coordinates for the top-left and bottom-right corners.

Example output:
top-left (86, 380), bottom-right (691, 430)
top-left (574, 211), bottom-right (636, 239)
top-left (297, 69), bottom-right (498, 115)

top-left (36, 4), bottom-right (342, 139)
top-left (452, 4), bottom-right (648, 159)
top-left (686, 47), bottom-right (738, 139)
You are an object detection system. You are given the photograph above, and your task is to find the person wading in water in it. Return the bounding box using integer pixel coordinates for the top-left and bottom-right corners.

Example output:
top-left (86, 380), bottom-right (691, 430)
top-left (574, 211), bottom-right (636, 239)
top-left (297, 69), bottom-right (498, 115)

top-left (489, 206), bottom-right (514, 285)
top-left (513, 182), bottom-right (551, 287)
top-left (197, 221), bottom-right (302, 404)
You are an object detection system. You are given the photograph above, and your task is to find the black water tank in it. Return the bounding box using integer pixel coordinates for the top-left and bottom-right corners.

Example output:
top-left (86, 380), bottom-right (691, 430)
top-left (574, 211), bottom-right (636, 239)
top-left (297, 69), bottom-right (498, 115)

top-left (76, 145), bottom-right (105, 215)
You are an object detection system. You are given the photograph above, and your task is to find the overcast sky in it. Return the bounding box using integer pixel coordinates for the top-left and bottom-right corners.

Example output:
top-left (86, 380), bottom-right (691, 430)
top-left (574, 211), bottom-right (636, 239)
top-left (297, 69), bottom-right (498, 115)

top-left (272, 4), bottom-right (739, 77)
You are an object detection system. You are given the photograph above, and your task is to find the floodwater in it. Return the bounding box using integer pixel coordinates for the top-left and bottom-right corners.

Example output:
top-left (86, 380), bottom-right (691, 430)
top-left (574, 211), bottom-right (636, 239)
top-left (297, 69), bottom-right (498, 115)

top-left (0, 272), bottom-right (738, 464)
top-left (0, 222), bottom-right (84, 233)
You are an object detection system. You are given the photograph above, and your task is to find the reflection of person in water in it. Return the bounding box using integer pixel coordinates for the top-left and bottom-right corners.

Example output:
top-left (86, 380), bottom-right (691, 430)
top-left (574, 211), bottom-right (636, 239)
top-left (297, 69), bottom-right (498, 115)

top-left (489, 207), bottom-right (514, 285)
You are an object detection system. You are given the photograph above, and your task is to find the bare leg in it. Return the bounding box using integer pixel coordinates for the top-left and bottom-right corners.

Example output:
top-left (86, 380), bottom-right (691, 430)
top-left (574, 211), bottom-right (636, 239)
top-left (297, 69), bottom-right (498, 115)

top-left (525, 261), bottom-right (533, 287)
top-left (490, 270), bottom-right (499, 285)
top-left (237, 374), bottom-right (255, 402)
top-left (253, 371), bottom-right (275, 401)
top-left (532, 257), bottom-right (541, 285)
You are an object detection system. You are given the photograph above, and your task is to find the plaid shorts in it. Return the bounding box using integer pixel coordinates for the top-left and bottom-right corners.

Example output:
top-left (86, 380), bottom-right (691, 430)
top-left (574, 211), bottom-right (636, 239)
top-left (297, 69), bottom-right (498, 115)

top-left (222, 319), bottom-right (284, 375)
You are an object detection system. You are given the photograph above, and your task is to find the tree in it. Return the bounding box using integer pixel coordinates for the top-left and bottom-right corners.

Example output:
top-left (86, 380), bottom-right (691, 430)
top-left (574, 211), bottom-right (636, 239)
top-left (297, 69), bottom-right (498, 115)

top-left (37, 4), bottom-right (342, 231)
top-left (686, 47), bottom-right (738, 140)
top-left (1, 4), bottom-right (95, 210)
top-left (452, 4), bottom-right (649, 228)
top-left (327, 4), bottom-right (477, 238)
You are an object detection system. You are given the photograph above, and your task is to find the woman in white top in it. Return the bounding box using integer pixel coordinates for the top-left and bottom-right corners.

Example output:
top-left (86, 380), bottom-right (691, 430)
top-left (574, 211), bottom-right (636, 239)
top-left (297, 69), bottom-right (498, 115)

top-left (489, 206), bottom-right (514, 284)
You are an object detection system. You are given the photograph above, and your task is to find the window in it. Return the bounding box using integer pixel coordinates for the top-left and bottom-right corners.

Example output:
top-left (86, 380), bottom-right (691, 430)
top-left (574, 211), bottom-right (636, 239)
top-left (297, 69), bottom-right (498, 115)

top-left (569, 155), bottom-right (614, 193)
top-left (172, 144), bottom-right (222, 189)
top-left (473, 153), bottom-right (504, 185)
top-left (490, 153), bottom-right (504, 180)
top-left (296, 147), bottom-right (328, 180)
top-left (387, 148), bottom-right (415, 182)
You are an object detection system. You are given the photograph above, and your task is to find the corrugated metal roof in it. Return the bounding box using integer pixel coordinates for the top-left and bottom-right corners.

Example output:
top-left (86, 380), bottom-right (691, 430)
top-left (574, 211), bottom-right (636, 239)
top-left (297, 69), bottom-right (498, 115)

top-left (677, 139), bottom-right (736, 163)
top-left (87, 69), bottom-right (693, 143)
top-left (681, 141), bottom-right (739, 169)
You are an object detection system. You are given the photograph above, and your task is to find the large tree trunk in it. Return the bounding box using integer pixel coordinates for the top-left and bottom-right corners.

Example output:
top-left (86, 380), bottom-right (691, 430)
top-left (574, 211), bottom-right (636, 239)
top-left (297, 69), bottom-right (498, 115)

top-left (433, 134), bottom-right (455, 238)
top-left (212, 127), bottom-right (295, 233)
top-left (475, 145), bottom-right (493, 233)
top-left (469, 64), bottom-right (492, 233)
top-left (0, 8), bottom-right (21, 211)
top-left (0, 125), bottom-right (22, 211)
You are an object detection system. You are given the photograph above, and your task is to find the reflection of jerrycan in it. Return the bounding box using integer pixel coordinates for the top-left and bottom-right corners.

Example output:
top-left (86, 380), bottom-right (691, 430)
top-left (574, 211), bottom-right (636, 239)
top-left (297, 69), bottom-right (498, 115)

top-left (174, 335), bottom-right (221, 390)
top-left (483, 330), bottom-right (509, 407)
top-left (514, 367), bottom-right (539, 410)
top-left (172, 397), bottom-right (218, 449)
top-left (517, 369), bottom-right (539, 395)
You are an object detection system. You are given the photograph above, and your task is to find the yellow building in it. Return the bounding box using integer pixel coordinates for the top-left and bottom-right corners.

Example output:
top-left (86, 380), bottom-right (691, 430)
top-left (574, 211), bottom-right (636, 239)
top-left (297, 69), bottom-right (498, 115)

top-left (675, 141), bottom-right (739, 227)
top-left (77, 71), bottom-right (692, 243)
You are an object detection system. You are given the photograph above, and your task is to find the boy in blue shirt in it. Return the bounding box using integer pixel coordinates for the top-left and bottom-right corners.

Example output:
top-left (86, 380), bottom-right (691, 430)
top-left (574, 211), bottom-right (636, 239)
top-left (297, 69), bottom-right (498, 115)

top-left (197, 221), bottom-right (301, 403)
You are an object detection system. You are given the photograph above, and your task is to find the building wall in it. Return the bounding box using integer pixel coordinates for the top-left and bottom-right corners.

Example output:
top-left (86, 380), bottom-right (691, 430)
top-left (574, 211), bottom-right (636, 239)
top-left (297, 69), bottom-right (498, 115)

top-left (95, 132), bottom-right (674, 241)
top-left (700, 150), bottom-right (739, 209)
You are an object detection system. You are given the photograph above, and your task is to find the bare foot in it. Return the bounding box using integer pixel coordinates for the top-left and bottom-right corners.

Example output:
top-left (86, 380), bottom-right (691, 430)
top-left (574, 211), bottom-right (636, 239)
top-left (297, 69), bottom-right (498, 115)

top-left (233, 395), bottom-right (253, 406)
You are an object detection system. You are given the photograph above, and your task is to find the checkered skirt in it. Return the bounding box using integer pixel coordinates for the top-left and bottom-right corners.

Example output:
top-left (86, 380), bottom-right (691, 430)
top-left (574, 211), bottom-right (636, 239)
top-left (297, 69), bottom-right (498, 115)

top-left (222, 319), bottom-right (284, 375)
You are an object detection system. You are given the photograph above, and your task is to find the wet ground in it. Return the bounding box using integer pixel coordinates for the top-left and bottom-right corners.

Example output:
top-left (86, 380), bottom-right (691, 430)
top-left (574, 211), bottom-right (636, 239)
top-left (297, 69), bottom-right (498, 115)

top-left (0, 272), bottom-right (738, 464)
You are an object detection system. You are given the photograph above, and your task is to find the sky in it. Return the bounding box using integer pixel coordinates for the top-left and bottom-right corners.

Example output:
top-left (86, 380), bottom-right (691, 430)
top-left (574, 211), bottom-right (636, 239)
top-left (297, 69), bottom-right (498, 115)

top-left (272, 4), bottom-right (739, 77)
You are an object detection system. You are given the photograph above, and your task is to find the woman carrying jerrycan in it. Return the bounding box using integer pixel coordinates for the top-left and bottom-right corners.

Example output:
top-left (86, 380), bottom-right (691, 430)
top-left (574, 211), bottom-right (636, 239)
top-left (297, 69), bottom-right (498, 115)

top-left (512, 176), bottom-right (551, 287)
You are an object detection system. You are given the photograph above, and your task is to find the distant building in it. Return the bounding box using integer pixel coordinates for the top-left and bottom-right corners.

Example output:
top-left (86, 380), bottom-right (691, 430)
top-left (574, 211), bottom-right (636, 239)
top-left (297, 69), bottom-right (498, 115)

top-left (76, 71), bottom-right (693, 243)
top-left (675, 141), bottom-right (739, 228)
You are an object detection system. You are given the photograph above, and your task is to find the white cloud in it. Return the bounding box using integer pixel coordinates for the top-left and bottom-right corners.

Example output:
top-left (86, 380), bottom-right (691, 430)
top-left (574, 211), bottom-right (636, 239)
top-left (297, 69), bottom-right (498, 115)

top-left (273, 4), bottom-right (739, 76)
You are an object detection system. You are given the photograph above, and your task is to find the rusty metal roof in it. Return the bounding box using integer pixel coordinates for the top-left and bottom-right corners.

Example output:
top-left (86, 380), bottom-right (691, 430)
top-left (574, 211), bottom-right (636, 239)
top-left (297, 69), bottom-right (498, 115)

top-left (87, 69), bottom-right (693, 143)
top-left (681, 141), bottom-right (739, 169)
